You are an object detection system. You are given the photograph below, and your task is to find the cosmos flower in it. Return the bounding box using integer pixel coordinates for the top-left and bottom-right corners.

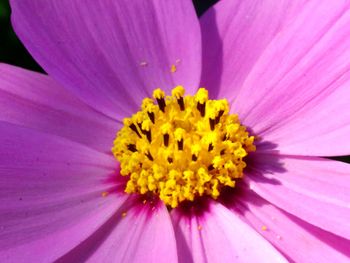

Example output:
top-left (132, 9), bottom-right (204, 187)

top-left (1, 0), bottom-right (350, 262)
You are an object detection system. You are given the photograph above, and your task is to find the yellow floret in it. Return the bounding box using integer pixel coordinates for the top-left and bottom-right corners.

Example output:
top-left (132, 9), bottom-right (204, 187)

top-left (112, 87), bottom-right (255, 208)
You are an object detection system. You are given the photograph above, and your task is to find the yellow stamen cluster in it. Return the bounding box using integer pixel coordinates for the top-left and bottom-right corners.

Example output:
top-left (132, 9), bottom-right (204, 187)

top-left (112, 86), bottom-right (255, 208)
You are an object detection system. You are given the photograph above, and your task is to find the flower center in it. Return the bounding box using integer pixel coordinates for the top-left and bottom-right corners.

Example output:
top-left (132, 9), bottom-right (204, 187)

top-left (112, 86), bottom-right (255, 208)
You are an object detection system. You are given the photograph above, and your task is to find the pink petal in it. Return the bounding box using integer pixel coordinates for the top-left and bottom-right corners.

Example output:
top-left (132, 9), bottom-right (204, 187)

top-left (172, 201), bottom-right (287, 262)
top-left (10, 0), bottom-right (202, 119)
top-left (0, 122), bottom-right (126, 262)
top-left (0, 63), bottom-right (118, 153)
top-left (257, 81), bottom-right (350, 156)
top-left (233, 188), bottom-right (350, 263)
top-left (247, 154), bottom-right (350, 240)
top-left (60, 201), bottom-right (177, 263)
top-left (200, 0), bottom-right (305, 99)
top-left (1, 197), bottom-right (128, 263)
top-left (227, 1), bottom-right (350, 156)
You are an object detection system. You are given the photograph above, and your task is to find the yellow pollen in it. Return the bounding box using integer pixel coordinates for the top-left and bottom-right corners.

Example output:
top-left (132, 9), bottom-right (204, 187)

top-left (153, 88), bottom-right (165, 100)
top-left (195, 88), bottom-right (208, 104)
top-left (261, 225), bottom-right (268, 231)
top-left (121, 212), bottom-right (127, 218)
top-left (101, 191), bottom-right (109, 197)
top-left (172, 85), bottom-right (185, 99)
top-left (170, 64), bottom-right (177, 73)
top-left (112, 87), bottom-right (255, 208)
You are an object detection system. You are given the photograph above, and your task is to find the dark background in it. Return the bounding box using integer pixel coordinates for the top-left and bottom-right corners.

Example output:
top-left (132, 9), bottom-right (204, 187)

top-left (0, 0), bottom-right (349, 163)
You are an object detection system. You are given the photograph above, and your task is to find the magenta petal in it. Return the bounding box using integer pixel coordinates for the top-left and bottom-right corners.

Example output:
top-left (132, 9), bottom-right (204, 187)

top-left (200, 0), bottom-right (304, 99)
top-left (234, 189), bottom-right (350, 263)
top-left (0, 63), bottom-right (118, 153)
top-left (63, 202), bottom-right (178, 262)
top-left (172, 201), bottom-right (287, 262)
top-left (1, 197), bottom-right (127, 263)
top-left (226, 1), bottom-right (350, 155)
top-left (11, 0), bottom-right (201, 118)
top-left (0, 122), bottom-right (126, 262)
top-left (257, 82), bottom-right (350, 156)
top-left (248, 154), bottom-right (350, 240)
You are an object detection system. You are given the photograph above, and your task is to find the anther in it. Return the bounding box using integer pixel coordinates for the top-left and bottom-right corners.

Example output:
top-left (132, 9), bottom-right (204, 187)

top-left (157, 98), bottom-right (166, 112)
top-left (129, 123), bottom-right (142, 138)
top-left (197, 102), bottom-right (205, 117)
top-left (209, 118), bottom-right (215, 131)
top-left (142, 98), bottom-right (156, 124)
top-left (141, 120), bottom-right (152, 142)
top-left (195, 88), bottom-right (208, 117)
top-left (153, 89), bottom-right (166, 112)
top-left (178, 139), bottom-right (184, 150)
top-left (163, 134), bottom-right (169, 147)
top-left (148, 112), bottom-right (155, 123)
top-left (146, 152), bottom-right (154, 161)
top-left (191, 144), bottom-right (201, 162)
top-left (172, 86), bottom-right (185, 111)
top-left (143, 130), bottom-right (152, 142)
top-left (174, 128), bottom-right (185, 151)
top-left (215, 110), bottom-right (224, 124)
top-left (127, 144), bottom-right (137, 152)
top-left (178, 97), bottom-right (185, 111)
top-left (161, 123), bottom-right (172, 147)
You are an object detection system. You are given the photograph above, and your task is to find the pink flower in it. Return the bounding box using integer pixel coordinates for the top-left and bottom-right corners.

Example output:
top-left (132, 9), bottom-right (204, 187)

top-left (1, 0), bottom-right (350, 262)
